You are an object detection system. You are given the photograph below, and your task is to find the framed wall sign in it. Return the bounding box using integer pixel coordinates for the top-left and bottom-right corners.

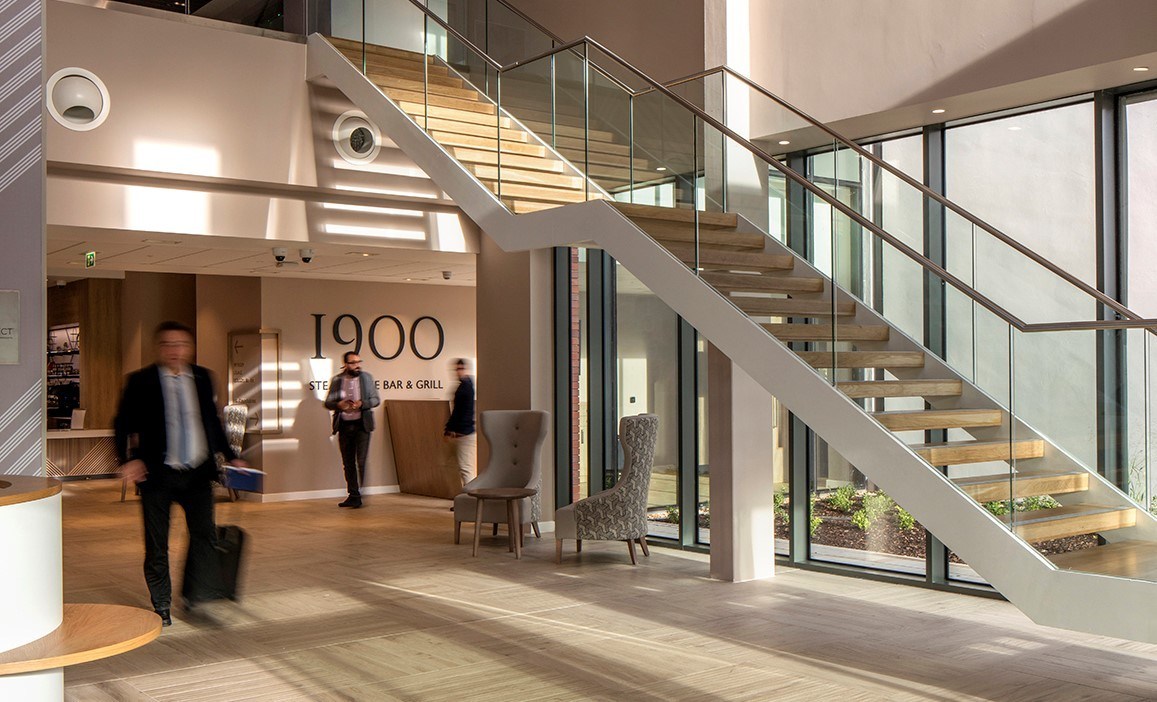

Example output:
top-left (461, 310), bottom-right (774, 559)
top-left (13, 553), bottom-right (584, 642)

top-left (228, 329), bottom-right (281, 434)
top-left (0, 290), bottom-right (18, 365)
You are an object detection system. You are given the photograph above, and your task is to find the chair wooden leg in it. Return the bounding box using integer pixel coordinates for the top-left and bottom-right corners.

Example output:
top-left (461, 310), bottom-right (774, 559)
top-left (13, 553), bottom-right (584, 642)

top-left (492, 523), bottom-right (499, 537)
top-left (512, 501), bottom-right (522, 560)
top-left (120, 478), bottom-right (127, 502)
top-left (555, 539), bottom-right (563, 563)
top-left (531, 522), bottom-right (541, 539)
top-left (626, 539), bottom-right (637, 565)
top-left (638, 537), bottom-right (650, 557)
top-left (511, 499), bottom-right (520, 555)
top-left (454, 520), bottom-right (461, 545)
top-left (472, 499), bottom-right (484, 557)
top-left (576, 539), bottom-right (582, 553)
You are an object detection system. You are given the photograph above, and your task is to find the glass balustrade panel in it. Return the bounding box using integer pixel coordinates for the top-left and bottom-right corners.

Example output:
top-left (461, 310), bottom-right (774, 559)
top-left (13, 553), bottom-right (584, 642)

top-left (1010, 325), bottom-right (1157, 583)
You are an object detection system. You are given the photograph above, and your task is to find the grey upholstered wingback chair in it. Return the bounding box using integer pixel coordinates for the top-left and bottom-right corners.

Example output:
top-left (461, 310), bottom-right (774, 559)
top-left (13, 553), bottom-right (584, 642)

top-left (554, 413), bottom-right (659, 564)
top-left (453, 410), bottom-right (550, 544)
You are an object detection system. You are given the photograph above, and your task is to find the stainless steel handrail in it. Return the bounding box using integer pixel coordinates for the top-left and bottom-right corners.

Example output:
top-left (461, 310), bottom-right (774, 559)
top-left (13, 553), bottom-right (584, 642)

top-left (382, 1), bottom-right (1153, 334)
top-left (499, 36), bottom-right (1029, 329)
top-left (484, 0), bottom-right (1150, 331)
top-left (658, 64), bottom-right (1142, 324)
top-left (404, 0), bottom-right (502, 70)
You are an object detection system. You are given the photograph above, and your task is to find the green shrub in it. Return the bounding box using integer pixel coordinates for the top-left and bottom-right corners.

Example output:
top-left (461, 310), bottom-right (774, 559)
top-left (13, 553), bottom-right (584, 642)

top-left (983, 500), bottom-right (1009, 516)
top-left (1017, 495), bottom-right (1060, 512)
top-left (773, 486), bottom-right (789, 520)
top-left (895, 506), bottom-right (916, 531)
top-left (809, 514), bottom-right (823, 535)
top-left (861, 492), bottom-right (893, 519)
top-left (851, 508), bottom-right (873, 531)
top-left (828, 484), bottom-right (856, 513)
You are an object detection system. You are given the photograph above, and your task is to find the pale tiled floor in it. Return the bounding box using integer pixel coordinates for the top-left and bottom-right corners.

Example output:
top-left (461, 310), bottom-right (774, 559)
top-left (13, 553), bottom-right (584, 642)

top-left (60, 480), bottom-right (1157, 701)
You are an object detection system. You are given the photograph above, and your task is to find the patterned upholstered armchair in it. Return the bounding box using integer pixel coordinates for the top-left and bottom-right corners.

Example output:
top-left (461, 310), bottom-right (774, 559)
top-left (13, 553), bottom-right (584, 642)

top-left (453, 410), bottom-right (550, 544)
top-left (554, 414), bottom-right (659, 564)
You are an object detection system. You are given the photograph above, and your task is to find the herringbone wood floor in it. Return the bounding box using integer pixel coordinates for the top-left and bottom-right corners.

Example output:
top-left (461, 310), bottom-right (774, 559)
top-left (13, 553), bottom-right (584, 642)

top-left (59, 480), bottom-right (1157, 701)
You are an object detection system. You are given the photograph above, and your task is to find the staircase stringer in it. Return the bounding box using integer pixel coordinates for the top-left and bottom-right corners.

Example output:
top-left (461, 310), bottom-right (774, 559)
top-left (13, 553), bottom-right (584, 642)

top-left (309, 34), bottom-right (1157, 643)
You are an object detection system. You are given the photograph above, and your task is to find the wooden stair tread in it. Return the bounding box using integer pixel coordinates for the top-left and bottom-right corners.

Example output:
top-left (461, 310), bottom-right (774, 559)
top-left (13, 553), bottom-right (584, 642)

top-left (951, 469), bottom-right (1088, 501)
top-left (470, 164), bottom-right (582, 188)
top-left (429, 132), bottom-right (545, 156)
top-left (798, 351), bottom-right (925, 369)
top-left (735, 297), bottom-right (855, 317)
top-left (664, 244), bottom-right (793, 272)
top-left (612, 202), bottom-right (738, 229)
top-left (399, 102), bottom-right (513, 128)
top-left (838, 379), bottom-right (962, 398)
top-left (506, 199), bottom-right (565, 214)
top-left (871, 408), bottom-right (1002, 431)
top-left (422, 116), bottom-right (526, 141)
top-left (762, 323), bottom-right (890, 342)
top-left (1048, 540), bottom-right (1157, 580)
top-left (478, 180), bottom-right (587, 203)
top-left (382, 86), bottom-right (494, 114)
top-left (367, 75), bottom-right (478, 100)
top-left (1005, 504), bottom-right (1136, 543)
top-left (912, 438), bottom-right (1045, 465)
top-left (0, 603), bottom-right (161, 675)
top-left (452, 147), bottom-right (566, 172)
top-left (702, 272), bottom-right (824, 294)
top-left (634, 223), bottom-right (765, 251)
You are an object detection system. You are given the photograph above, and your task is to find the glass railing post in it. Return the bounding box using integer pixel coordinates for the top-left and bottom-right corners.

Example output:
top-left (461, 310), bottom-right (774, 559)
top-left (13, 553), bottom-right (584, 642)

top-left (549, 53), bottom-right (557, 150)
top-left (582, 42), bottom-right (590, 202)
top-left (422, 14), bottom-right (429, 130)
top-left (627, 93), bottom-right (634, 204)
top-left (721, 73), bottom-right (728, 213)
top-left (1008, 324), bottom-right (1016, 532)
top-left (496, 70), bottom-right (502, 201)
top-left (693, 115), bottom-right (700, 275)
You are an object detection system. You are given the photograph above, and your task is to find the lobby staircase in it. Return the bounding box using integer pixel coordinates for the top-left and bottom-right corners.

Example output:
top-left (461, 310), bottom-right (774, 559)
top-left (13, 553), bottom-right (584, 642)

top-left (308, 7), bottom-right (1157, 643)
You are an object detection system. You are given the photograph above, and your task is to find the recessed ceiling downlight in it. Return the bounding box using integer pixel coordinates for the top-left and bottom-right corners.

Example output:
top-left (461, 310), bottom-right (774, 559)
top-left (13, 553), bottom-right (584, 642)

top-left (46, 68), bottom-right (110, 131)
top-left (333, 110), bottom-right (382, 164)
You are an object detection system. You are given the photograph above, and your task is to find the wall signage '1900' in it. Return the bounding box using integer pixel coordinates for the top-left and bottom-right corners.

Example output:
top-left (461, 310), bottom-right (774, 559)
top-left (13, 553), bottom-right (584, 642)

top-left (311, 313), bottom-right (445, 361)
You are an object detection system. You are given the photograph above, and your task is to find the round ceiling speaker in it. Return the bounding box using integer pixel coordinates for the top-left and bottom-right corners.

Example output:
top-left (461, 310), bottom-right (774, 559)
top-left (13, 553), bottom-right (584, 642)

top-left (46, 68), bottom-right (110, 131)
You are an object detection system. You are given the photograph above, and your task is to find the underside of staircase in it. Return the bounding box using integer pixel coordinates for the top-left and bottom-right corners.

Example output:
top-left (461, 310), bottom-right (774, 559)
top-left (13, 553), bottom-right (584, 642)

top-left (309, 34), bottom-right (1157, 644)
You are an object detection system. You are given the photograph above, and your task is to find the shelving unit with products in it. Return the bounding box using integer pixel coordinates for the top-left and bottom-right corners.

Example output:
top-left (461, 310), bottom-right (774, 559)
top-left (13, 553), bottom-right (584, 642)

top-left (47, 324), bottom-right (80, 423)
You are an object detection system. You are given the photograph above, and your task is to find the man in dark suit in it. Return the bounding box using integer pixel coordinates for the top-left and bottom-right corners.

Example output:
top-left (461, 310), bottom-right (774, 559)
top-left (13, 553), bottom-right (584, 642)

top-left (324, 351), bottom-right (381, 508)
top-left (115, 321), bottom-right (245, 626)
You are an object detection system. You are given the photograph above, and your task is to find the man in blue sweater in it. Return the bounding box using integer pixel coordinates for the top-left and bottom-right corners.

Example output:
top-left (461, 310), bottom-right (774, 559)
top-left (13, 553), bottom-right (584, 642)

top-left (444, 358), bottom-right (476, 487)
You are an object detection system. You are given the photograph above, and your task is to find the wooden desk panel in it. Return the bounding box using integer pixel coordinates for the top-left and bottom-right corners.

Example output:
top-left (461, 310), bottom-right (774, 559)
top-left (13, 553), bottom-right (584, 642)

top-left (385, 400), bottom-right (460, 499)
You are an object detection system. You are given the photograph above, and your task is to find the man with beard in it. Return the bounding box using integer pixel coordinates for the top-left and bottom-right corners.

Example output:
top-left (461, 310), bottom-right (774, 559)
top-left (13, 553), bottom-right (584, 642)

top-left (324, 351), bottom-right (381, 508)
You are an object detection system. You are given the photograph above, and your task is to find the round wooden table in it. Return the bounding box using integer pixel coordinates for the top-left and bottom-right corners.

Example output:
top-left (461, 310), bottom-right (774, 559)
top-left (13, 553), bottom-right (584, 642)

top-left (466, 487), bottom-right (538, 559)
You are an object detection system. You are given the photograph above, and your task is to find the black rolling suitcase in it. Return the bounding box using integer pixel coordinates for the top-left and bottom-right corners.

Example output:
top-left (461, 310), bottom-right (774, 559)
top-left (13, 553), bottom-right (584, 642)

top-left (215, 524), bottom-right (247, 600)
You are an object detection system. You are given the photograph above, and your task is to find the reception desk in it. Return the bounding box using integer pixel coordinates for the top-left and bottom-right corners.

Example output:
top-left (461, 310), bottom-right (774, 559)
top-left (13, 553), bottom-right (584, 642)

top-left (0, 477), bottom-right (160, 699)
top-left (45, 430), bottom-right (118, 479)
top-left (385, 400), bottom-right (462, 499)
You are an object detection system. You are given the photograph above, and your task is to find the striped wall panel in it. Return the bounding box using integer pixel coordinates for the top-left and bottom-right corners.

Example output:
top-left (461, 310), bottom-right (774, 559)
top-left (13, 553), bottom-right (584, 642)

top-left (0, 0), bottom-right (44, 477)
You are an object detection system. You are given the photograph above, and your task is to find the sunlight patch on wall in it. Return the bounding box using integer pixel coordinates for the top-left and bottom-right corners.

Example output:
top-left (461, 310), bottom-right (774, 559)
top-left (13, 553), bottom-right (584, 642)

top-left (127, 141), bottom-right (220, 234)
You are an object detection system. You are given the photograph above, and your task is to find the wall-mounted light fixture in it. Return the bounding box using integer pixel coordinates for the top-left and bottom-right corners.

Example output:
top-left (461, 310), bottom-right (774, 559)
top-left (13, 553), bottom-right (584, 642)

top-left (46, 68), bottom-right (110, 131)
top-left (333, 110), bottom-right (382, 164)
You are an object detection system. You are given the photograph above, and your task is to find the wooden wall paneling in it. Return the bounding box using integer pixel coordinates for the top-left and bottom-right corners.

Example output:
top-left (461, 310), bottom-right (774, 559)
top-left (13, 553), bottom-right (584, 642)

top-left (384, 400), bottom-right (459, 498)
top-left (81, 279), bottom-right (122, 429)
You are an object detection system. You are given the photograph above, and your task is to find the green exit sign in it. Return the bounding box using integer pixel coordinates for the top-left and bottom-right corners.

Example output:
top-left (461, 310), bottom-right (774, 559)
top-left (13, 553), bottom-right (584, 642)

top-left (84, 251), bottom-right (96, 268)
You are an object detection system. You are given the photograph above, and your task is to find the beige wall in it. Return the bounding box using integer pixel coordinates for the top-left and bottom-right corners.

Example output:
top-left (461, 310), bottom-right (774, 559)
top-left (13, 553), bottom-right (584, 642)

top-left (475, 234), bottom-right (554, 517)
top-left (196, 276), bottom-right (263, 405)
top-left (259, 277), bottom-right (476, 497)
top-left (746, 0), bottom-right (1157, 128)
top-left (505, 0), bottom-right (710, 82)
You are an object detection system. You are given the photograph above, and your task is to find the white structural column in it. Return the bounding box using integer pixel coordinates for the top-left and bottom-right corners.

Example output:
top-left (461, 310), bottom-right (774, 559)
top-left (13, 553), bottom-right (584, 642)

top-left (707, 344), bottom-right (775, 582)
